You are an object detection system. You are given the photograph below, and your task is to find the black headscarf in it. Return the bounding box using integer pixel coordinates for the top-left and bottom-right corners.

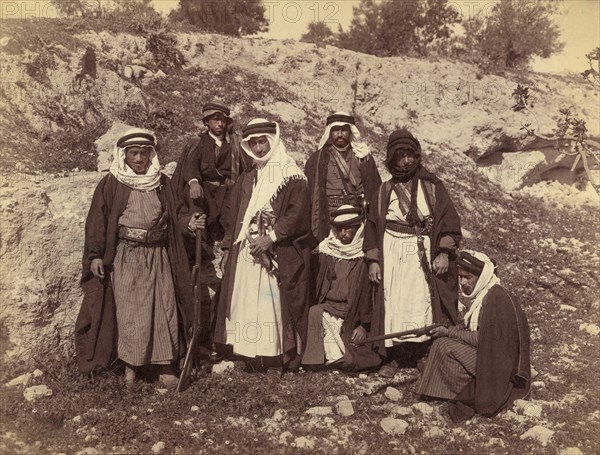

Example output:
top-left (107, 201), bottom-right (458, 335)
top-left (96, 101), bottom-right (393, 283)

top-left (385, 129), bottom-right (428, 226)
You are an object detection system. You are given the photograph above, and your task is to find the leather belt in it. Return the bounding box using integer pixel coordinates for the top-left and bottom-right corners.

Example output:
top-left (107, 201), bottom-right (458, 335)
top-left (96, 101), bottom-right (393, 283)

top-left (385, 220), bottom-right (430, 236)
top-left (118, 225), bottom-right (167, 244)
top-left (327, 194), bottom-right (362, 208)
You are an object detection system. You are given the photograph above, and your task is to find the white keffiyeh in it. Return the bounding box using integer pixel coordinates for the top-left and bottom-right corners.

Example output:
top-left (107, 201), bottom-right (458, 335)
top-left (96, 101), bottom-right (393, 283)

top-left (461, 250), bottom-right (501, 331)
top-left (109, 128), bottom-right (161, 191)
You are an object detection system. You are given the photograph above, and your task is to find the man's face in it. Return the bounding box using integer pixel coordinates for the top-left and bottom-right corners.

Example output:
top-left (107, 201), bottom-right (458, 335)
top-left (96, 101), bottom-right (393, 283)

top-left (206, 112), bottom-right (227, 137)
top-left (458, 268), bottom-right (479, 295)
top-left (248, 136), bottom-right (271, 158)
top-left (329, 125), bottom-right (351, 149)
top-left (124, 146), bottom-right (151, 174)
top-left (334, 224), bottom-right (359, 245)
top-left (394, 148), bottom-right (417, 171)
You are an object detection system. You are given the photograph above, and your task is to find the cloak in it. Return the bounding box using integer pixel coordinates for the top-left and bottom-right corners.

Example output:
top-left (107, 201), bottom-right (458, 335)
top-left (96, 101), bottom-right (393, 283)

top-left (305, 144), bottom-right (381, 244)
top-left (74, 173), bottom-right (192, 373)
top-left (363, 168), bottom-right (462, 356)
top-left (449, 285), bottom-right (531, 421)
top-left (213, 170), bottom-right (312, 358)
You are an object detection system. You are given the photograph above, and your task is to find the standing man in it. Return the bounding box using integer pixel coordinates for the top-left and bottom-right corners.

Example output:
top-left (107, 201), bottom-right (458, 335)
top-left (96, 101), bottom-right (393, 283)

top-left (171, 101), bottom-right (250, 354)
top-left (418, 250), bottom-right (531, 422)
top-left (305, 112), bottom-right (381, 243)
top-left (214, 119), bottom-right (311, 371)
top-left (364, 129), bottom-right (462, 379)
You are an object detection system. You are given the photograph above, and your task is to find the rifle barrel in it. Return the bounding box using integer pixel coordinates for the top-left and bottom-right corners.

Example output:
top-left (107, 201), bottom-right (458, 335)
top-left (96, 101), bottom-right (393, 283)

top-left (358, 323), bottom-right (442, 345)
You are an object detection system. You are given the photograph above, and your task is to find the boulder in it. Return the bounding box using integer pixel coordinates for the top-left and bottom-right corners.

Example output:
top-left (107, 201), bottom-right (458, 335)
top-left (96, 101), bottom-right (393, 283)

top-left (520, 425), bottom-right (554, 446)
top-left (335, 400), bottom-right (354, 417)
top-left (380, 417), bottom-right (409, 435)
top-left (23, 384), bottom-right (53, 401)
top-left (384, 387), bottom-right (402, 402)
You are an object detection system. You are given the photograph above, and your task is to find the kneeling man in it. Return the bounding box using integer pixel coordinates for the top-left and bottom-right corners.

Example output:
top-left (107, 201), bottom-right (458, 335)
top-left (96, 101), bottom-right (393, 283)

top-left (302, 205), bottom-right (379, 371)
top-left (418, 250), bottom-right (531, 421)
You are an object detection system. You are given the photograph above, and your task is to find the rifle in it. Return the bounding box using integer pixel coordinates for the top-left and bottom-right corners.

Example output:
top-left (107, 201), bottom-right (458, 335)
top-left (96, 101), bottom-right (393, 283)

top-left (177, 225), bottom-right (203, 392)
top-left (356, 323), bottom-right (444, 345)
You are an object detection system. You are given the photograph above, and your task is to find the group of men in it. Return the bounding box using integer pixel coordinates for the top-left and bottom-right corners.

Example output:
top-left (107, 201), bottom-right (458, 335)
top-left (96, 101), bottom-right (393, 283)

top-left (75, 101), bottom-right (531, 421)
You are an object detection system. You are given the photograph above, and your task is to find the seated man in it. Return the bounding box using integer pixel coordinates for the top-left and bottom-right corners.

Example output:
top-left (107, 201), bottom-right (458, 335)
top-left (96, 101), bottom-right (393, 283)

top-left (302, 205), bottom-right (380, 371)
top-left (417, 250), bottom-right (531, 421)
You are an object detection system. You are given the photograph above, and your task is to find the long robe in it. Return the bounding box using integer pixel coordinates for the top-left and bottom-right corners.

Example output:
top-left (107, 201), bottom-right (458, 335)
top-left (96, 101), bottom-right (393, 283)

top-left (302, 253), bottom-right (379, 370)
top-left (75, 173), bottom-right (192, 373)
top-left (363, 169), bottom-right (462, 356)
top-left (305, 144), bottom-right (381, 243)
top-left (214, 170), bottom-right (312, 360)
top-left (419, 285), bottom-right (531, 420)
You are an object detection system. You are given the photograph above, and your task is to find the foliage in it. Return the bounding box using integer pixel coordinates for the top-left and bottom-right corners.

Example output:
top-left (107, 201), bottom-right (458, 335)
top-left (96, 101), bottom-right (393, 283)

top-left (300, 21), bottom-right (335, 47)
top-left (581, 48), bottom-right (600, 87)
top-left (511, 84), bottom-right (599, 194)
top-left (50, 0), bottom-right (154, 18)
top-left (337, 0), bottom-right (461, 57)
top-left (466, 0), bottom-right (564, 70)
top-left (171, 0), bottom-right (268, 36)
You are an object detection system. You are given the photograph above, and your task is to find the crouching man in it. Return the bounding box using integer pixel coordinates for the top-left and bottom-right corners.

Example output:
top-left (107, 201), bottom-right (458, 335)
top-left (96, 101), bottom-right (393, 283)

top-left (417, 250), bottom-right (531, 421)
top-left (301, 205), bottom-right (380, 371)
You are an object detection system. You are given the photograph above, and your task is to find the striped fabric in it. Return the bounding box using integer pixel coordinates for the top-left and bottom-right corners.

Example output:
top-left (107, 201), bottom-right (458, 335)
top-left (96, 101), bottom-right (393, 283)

top-left (112, 190), bottom-right (179, 366)
top-left (417, 337), bottom-right (477, 400)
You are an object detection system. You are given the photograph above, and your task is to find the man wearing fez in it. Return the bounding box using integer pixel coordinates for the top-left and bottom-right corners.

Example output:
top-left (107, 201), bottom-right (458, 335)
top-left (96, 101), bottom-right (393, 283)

top-left (305, 111), bottom-right (381, 243)
top-left (418, 250), bottom-right (531, 422)
top-left (364, 129), bottom-right (462, 379)
top-left (301, 205), bottom-right (380, 371)
top-left (214, 119), bottom-right (311, 371)
top-left (171, 101), bottom-right (250, 353)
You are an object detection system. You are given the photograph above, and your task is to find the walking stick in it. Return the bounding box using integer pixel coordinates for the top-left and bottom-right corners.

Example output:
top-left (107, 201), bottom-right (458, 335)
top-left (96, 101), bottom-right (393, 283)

top-left (177, 225), bottom-right (203, 392)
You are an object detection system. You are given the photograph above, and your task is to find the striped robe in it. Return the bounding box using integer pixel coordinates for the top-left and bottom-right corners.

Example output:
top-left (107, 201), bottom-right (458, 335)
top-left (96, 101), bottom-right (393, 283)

top-left (418, 285), bottom-right (531, 420)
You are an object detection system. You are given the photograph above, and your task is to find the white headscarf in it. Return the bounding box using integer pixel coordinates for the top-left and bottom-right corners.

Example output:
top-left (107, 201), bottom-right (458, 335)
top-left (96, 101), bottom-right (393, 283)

top-left (235, 119), bottom-right (306, 244)
top-left (109, 128), bottom-right (161, 191)
top-left (317, 111), bottom-right (371, 159)
top-left (461, 250), bottom-right (501, 331)
top-left (318, 224), bottom-right (364, 260)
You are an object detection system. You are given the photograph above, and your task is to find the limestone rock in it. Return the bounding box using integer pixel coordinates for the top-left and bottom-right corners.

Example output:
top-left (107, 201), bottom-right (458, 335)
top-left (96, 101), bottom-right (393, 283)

top-left (294, 436), bottom-right (315, 449)
top-left (305, 406), bottom-right (333, 416)
top-left (335, 400), bottom-right (354, 417)
top-left (380, 417), bottom-right (409, 435)
top-left (520, 425), bottom-right (554, 446)
top-left (559, 447), bottom-right (583, 455)
top-left (392, 406), bottom-right (413, 417)
top-left (5, 373), bottom-right (31, 387)
top-left (191, 405), bottom-right (200, 412)
top-left (95, 122), bottom-right (142, 172)
top-left (579, 323), bottom-right (600, 336)
top-left (425, 426), bottom-right (444, 438)
top-left (23, 384), bottom-right (53, 402)
top-left (151, 441), bottom-right (165, 453)
top-left (32, 369), bottom-right (44, 378)
top-left (384, 387), bottom-right (402, 402)
top-left (272, 409), bottom-right (286, 422)
top-left (278, 431), bottom-right (293, 445)
top-left (212, 361), bottom-right (235, 374)
top-left (413, 402), bottom-right (435, 414)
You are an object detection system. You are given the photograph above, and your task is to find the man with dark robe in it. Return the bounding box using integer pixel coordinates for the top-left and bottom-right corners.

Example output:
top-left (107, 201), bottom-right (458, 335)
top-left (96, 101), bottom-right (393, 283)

top-left (364, 129), bottom-right (462, 379)
top-left (170, 101), bottom-right (250, 354)
top-left (418, 250), bottom-right (531, 422)
top-left (301, 205), bottom-right (380, 371)
top-left (305, 112), bottom-right (381, 243)
top-left (214, 119), bottom-right (311, 372)
top-left (75, 129), bottom-right (194, 387)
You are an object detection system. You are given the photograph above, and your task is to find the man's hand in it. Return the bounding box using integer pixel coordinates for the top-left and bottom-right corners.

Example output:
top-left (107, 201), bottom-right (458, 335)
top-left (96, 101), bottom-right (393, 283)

top-left (351, 325), bottom-right (367, 345)
top-left (368, 262), bottom-right (381, 285)
top-left (189, 181), bottom-right (203, 200)
top-left (249, 235), bottom-right (273, 256)
top-left (220, 250), bottom-right (229, 275)
top-left (432, 252), bottom-right (449, 275)
top-left (188, 212), bottom-right (206, 234)
top-left (91, 258), bottom-right (104, 279)
top-left (430, 326), bottom-right (449, 339)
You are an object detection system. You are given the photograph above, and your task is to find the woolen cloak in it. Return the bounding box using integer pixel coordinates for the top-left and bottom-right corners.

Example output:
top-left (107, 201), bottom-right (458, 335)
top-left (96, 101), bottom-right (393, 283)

top-left (305, 144), bottom-right (381, 243)
top-left (363, 169), bottom-right (462, 356)
top-left (213, 170), bottom-right (312, 358)
top-left (75, 173), bottom-right (193, 373)
top-left (449, 285), bottom-right (531, 421)
top-left (303, 254), bottom-right (380, 370)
